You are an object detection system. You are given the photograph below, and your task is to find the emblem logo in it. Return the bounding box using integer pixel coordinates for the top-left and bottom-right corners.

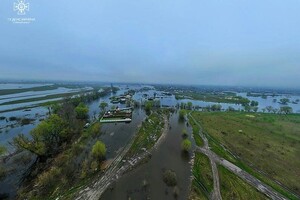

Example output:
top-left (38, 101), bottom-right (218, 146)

top-left (13, 0), bottom-right (29, 15)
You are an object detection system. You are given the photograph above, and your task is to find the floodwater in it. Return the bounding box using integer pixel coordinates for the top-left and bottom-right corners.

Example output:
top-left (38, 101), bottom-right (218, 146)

top-left (101, 112), bottom-right (193, 200)
top-left (1, 83), bottom-right (300, 199)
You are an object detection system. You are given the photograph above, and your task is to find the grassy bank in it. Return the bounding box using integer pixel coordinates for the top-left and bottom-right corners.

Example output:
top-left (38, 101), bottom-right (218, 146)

top-left (218, 165), bottom-right (267, 199)
top-left (190, 152), bottom-right (213, 200)
top-left (188, 114), bottom-right (204, 147)
top-left (0, 91), bottom-right (86, 106)
top-left (191, 111), bottom-right (300, 199)
top-left (126, 110), bottom-right (165, 157)
top-left (175, 92), bottom-right (249, 105)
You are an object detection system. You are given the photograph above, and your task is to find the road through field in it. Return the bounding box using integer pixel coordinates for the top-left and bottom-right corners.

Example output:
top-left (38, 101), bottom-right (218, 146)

top-left (189, 113), bottom-right (287, 200)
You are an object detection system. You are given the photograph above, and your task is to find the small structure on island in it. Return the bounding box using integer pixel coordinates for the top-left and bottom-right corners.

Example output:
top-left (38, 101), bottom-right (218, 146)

top-left (100, 107), bottom-right (133, 123)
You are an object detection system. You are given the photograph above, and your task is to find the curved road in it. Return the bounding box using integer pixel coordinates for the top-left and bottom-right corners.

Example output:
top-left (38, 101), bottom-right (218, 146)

top-left (189, 112), bottom-right (287, 200)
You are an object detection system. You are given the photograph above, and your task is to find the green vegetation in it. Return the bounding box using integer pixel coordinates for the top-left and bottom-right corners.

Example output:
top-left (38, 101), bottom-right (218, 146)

top-left (191, 152), bottom-right (213, 199)
top-left (175, 91), bottom-right (250, 105)
top-left (14, 114), bottom-right (70, 158)
top-left (181, 139), bottom-right (192, 152)
top-left (182, 129), bottom-right (188, 138)
top-left (75, 103), bottom-right (89, 119)
top-left (144, 101), bottom-right (154, 114)
top-left (99, 102), bottom-right (108, 112)
top-left (16, 112), bottom-right (106, 199)
top-left (187, 102), bottom-right (193, 110)
top-left (188, 114), bottom-right (203, 147)
top-left (218, 165), bottom-right (267, 199)
top-left (280, 106), bottom-right (293, 114)
top-left (279, 98), bottom-right (290, 105)
top-left (179, 109), bottom-right (186, 120)
top-left (92, 141), bottom-right (106, 160)
top-left (0, 145), bottom-right (5, 178)
top-left (127, 111), bottom-right (165, 157)
top-left (0, 145), bottom-right (6, 155)
top-left (163, 169), bottom-right (177, 187)
top-left (191, 111), bottom-right (300, 199)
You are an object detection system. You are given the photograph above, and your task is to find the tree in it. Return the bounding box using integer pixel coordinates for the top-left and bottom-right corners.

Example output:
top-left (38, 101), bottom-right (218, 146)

top-left (280, 106), bottom-right (293, 114)
top-left (99, 102), bottom-right (108, 112)
top-left (182, 129), bottom-right (188, 138)
top-left (14, 114), bottom-right (68, 159)
top-left (252, 106), bottom-right (258, 112)
top-left (163, 169), bottom-right (177, 187)
top-left (179, 110), bottom-right (186, 120)
top-left (0, 145), bottom-right (6, 156)
top-left (211, 104), bottom-right (222, 111)
top-left (181, 139), bottom-right (192, 152)
top-left (92, 140), bottom-right (106, 160)
top-left (227, 106), bottom-right (235, 112)
top-left (75, 103), bottom-right (89, 119)
top-left (91, 123), bottom-right (101, 135)
top-left (187, 102), bottom-right (193, 110)
top-left (145, 101), bottom-right (153, 114)
top-left (250, 100), bottom-right (259, 107)
top-left (279, 98), bottom-right (290, 105)
top-left (266, 106), bottom-right (274, 113)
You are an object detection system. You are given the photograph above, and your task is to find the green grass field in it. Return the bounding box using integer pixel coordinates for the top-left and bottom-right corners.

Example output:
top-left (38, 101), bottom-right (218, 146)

top-left (191, 111), bottom-right (300, 198)
top-left (218, 165), bottom-right (268, 200)
top-left (190, 152), bottom-right (213, 199)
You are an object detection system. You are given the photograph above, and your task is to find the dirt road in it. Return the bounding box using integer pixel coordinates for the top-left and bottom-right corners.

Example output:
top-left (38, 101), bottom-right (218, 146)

top-left (189, 113), bottom-right (287, 200)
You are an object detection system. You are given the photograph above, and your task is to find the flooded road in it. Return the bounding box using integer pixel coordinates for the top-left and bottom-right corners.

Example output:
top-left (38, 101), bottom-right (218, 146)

top-left (101, 112), bottom-right (193, 200)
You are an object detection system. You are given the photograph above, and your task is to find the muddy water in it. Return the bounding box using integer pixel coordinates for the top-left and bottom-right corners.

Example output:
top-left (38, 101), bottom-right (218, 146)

top-left (100, 112), bottom-right (193, 200)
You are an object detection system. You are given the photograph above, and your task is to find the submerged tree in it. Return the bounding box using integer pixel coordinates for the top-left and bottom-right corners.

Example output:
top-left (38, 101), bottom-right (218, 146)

top-left (92, 140), bottom-right (106, 161)
top-left (179, 110), bottom-right (186, 121)
top-left (181, 139), bottom-right (192, 152)
top-left (187, 102), bottom-right (193, 110)
top-left (99, 102), bottom-right (108, 112)
top-left (280, 106), bottom-right (293, 114)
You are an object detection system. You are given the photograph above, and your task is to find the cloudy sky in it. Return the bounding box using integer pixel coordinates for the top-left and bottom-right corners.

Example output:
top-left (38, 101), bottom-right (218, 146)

top-left (0, 0), bottom-right (300, 87)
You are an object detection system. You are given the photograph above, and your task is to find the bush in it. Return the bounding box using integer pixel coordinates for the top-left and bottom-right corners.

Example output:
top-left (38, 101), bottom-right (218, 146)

top-left (20, 118), bottom-right (33, 125)
top-left (75, 103), bottom-right (89, 119)
top-left (0, 146), bottom-right (6, 155)
top-left (182, 129), bottom-right (188, 138)
top-left (92, 140), bottom-right (106, 160)
top-left (9, 116), bottom-right (18, 121)
top-left (91, 123), bottom-right (101, 135)
top-left (181, 139), bottom-right (192, 152)
top-left (163, 169), bottom-right (177, 186)
top-left (37, 167), bottom-right (61, 190)
top-left (179, 110), bottom-right (186, 120)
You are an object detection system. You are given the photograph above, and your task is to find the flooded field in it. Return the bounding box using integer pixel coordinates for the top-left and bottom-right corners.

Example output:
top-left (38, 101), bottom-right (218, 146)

top-left (1, 82), bottom-right (300, 199)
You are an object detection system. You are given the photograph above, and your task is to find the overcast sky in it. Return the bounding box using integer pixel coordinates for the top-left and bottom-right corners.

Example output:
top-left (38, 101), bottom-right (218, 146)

top-left (0, 0), bottom-right (300, 87)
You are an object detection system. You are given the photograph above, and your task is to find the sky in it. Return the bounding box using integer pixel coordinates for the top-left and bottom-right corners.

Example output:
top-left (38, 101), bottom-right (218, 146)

top-left (0, 0), bottom-right (300, 88)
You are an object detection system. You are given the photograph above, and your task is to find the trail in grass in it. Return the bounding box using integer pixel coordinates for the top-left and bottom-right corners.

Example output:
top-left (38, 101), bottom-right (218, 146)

top-left (189, 112), bottom-right (287, 200)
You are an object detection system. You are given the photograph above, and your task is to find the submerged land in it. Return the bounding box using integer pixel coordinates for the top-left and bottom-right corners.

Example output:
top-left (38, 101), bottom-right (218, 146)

top-left (0, 82), bottom-right (299, 200)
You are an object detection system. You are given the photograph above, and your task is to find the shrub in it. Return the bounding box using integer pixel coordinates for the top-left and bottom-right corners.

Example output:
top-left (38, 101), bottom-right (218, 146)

top-left (9, 116), bottom-right (18, 121)
top-left (182, 129), bottom-right (188, 138)
top-left (181, 139), bottom-right (192, 152)
top-left (163, 169), bottom-right (177, 186)
top-left (92, 140), bottom-right (106, 160)
top-left (37, 167), bottom-right (61, 190)
top-left (91, 123), bottom-right (101, 135)
top-left (179, 110), bottom-right (186, 120)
